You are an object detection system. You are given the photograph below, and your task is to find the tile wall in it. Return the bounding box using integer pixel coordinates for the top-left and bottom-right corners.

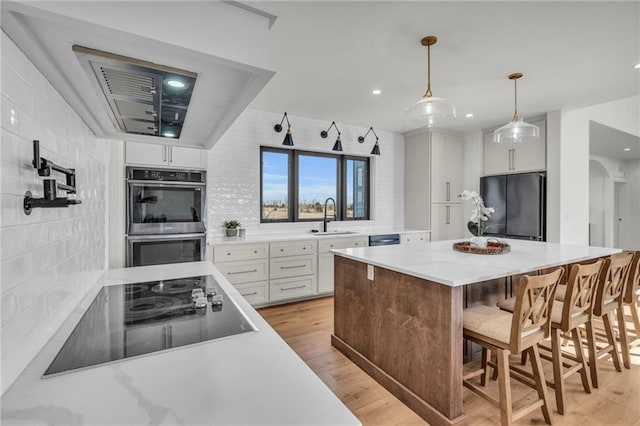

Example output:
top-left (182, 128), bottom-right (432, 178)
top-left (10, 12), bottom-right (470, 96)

top-left (207, 108), bottom-right (405, 236)
top-left (0, 32), bottom-right (108, 393)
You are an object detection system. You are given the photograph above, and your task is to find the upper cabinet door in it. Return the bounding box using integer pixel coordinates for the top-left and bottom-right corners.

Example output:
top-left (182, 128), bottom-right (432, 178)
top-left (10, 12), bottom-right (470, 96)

top-left (125, 141), bottom-right (167, 166)
top-left (512, 119), bottom-right (546, 173)
top-left (483, 131), bottom-right (511, 175)
top-left (125, 142), bottom-right (207, 169)
top-left (168, 146), bottom-right (207, 169)
top-left (483, 118), bottom-right (546, 175)
top-left (431, 132), bottom-right (463, 203)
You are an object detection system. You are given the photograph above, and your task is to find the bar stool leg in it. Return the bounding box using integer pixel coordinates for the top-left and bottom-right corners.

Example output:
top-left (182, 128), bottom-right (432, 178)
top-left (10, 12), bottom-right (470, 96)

top-left (551, 327), bottom-right (565, 415)
top-left (571, 327), bottom-right (592, 393)
top-left (481, 347), bottom-right (489, 386)
top-left (617, 306), bottom-right (631, 369)
top-left (603, 313), bottom-right (623, 372)
top-left (586, 321), bottom-right (600, 388)
top-left (496, 348), bottom-right (513, 426)
top-left (530, 344), bottom-right (553, 424)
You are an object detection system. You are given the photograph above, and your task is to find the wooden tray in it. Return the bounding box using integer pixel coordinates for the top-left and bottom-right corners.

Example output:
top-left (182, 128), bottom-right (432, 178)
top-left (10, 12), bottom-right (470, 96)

top-left (452, 241), bottom-right (510, 255)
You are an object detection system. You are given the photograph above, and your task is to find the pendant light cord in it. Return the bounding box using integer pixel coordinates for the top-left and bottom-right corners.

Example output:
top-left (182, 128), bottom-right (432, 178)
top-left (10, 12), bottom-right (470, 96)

top-left (512, 79), bottom-right (519, 121)
top-left (424, 43), bottom-right (433, 98)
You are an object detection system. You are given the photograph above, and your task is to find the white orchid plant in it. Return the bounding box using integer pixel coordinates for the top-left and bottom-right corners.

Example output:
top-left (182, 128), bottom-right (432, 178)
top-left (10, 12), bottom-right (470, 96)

top-left (458, 190), bottom-right (495, 236)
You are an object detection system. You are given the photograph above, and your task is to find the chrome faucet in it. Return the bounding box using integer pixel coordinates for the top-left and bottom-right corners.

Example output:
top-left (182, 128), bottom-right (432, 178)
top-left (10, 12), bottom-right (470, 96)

top-left (323, 197), bottom-right (337, 232)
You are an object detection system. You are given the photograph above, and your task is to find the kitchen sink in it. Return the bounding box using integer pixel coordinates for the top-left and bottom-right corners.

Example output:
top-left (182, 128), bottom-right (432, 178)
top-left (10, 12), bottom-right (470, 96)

top-left (312, 231), bottom-right (359, 236)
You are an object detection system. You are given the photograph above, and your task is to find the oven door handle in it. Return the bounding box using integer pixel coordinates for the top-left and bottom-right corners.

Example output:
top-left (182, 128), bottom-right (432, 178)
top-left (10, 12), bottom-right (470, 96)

top-left (126, 180), bottom-right (206, 187)
top-left (126, 233), bottom-right (206, 241)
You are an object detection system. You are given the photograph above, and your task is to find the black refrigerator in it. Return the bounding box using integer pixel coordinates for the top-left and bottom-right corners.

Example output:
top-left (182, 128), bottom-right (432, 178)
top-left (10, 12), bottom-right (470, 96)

top-left (480, 172), bottom-right (546, 241)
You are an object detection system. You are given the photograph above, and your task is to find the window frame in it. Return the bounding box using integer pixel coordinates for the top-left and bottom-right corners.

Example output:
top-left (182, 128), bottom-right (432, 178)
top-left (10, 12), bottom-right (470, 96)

top-left (260, 147), bottom-right (370, 223)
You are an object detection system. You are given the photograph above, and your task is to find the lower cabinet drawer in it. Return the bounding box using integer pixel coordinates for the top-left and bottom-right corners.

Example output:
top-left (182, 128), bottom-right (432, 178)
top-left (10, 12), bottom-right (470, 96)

top-left (270, 276), bottom-right (316, 302)
top-left (269, 255), bottom-right (316, 279)
top-left (216, 259), bottom-right (269, 284)
top-left (234, 281), bottom-right (269, 305)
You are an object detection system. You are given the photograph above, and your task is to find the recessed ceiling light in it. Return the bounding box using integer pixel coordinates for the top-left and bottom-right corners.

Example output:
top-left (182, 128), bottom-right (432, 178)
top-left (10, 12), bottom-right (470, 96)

top-left (166, 79), bottom-right (187, 88)
top-left (465, 113), bottom-right (474, 118)
top-left (372, 89), bottom-right (382, 95)
top-left (634, 63), bottom-right (640, 69)
top-left (624, 148), bottom-right (631, 151)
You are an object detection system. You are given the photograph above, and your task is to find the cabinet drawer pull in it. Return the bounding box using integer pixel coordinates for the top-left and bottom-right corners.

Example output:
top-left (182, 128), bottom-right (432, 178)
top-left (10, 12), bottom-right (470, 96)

top-left (241, 291), bottom-right (259, 296)
top-left (280, 248), bottom-right (284, 252)
top-left (302, 246), bottom-right (306, 250)
top-left (446, 181), bottom-right (451, 201)
top-left (254, 250), bottom-right (258, 254)
top-left (281, 264), bottom-right (306, 269)
top-left (280, 285), bottom-right (306, 292)
top-left (354, 243), bottom-right (359, 246)
top-left (227, 269), bottom-right (258, 275)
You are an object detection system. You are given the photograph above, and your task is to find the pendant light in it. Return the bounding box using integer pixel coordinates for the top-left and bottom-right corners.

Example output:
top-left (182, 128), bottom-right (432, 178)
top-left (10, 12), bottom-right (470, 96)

top-left (493, 73), bottom-right (539, 143)
top-left (320, 121), bottom-right (343, 152)
top-left (358, 127), bottom-right (381, 155)
top-left (406, 36), bottom-right (456, 128)
top-left (274, 112), bottom-right (294, 146)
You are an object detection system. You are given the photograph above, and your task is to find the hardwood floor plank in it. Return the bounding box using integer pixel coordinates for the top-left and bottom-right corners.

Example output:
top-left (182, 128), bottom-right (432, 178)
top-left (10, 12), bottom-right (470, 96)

top-left (259, 297), bottom-right (640, 425)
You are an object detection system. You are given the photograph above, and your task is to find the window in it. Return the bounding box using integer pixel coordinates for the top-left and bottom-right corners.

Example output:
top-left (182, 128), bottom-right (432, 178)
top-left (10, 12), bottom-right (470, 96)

top-left (261, 147), bottom-right (370, 223)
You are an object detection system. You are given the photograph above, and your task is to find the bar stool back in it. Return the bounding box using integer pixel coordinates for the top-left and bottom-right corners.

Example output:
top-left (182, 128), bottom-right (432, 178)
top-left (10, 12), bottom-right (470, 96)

top-left (588, 251), bottom-right (634, 387)
top-left (618, 251), bottom-right (640, 369)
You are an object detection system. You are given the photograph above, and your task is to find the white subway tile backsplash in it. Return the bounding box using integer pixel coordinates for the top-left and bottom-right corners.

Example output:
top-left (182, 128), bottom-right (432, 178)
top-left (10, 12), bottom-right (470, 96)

top-left (206, 108), bottom-right (405, 236)
top-left (1, 33), bottom-right (107, 394)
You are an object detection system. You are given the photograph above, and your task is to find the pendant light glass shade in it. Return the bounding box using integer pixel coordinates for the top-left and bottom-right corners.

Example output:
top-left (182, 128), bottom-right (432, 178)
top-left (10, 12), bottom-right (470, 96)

top-left (493, 118), bottom-right (539, 143)
top-left (406, 36), bottom-right (456, 128)
top-left (493, 73), bottom-right (539, 143)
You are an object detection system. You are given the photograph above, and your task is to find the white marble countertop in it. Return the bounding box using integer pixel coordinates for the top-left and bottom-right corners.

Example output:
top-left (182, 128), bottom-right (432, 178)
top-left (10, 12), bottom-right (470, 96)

top-left (332, 239), bottom-right (621, 287)
top-left (0, 262), bottom-right (360, 426)
top-left (208, 227), bottom-right (429, 246)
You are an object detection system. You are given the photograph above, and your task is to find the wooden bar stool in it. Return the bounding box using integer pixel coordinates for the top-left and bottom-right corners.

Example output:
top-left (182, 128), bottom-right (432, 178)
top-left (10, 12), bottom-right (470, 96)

top-left (617, 251), bottom-right (640, 369)
top-left (463, 268), bottom-right (563, 426)
top-left (496, 260), bottom-right (603, 414)
top-left (545, 260), bottom-right (603, 414)
top-left (588, 251), bottom-right (634, 388)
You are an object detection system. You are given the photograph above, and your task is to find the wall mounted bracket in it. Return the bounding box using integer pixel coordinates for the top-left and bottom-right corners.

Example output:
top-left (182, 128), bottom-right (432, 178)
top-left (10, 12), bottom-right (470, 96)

top-left (23, 140), bottom-right (82, 215)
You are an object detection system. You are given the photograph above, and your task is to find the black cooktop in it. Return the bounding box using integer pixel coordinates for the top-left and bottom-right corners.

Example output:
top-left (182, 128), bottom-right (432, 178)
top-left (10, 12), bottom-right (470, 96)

top-left (44, 275), bottom-right (255, 376)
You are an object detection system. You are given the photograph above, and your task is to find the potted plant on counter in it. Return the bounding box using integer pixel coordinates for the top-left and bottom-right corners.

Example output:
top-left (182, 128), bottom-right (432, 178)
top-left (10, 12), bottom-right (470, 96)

top-left (223, 219), bottom-right (241, 237)
top-left (458, 190), bottom-right (495, 247)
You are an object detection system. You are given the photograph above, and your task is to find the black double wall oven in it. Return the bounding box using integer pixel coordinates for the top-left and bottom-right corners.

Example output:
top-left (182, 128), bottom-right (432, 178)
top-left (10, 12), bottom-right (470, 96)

top-left (126, 167), bottom-right (206, 267)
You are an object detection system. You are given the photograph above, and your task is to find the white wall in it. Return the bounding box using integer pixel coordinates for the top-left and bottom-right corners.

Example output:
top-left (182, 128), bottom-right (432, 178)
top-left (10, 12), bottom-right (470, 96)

top-left (0, 32), bottom-right (108, 394)
top-left (206, 108), bottom-right (405, 236)
top-left (558, 96), bottom-right (640, 244)
top-left (623, 160), bottom-right (640, 249)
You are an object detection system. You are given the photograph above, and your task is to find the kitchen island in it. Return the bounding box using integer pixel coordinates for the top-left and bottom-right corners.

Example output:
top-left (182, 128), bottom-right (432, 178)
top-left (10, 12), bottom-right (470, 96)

top-left (330, 239), bottom-right (620, 426)
top-left (1, 262), bottom-right (360, 426)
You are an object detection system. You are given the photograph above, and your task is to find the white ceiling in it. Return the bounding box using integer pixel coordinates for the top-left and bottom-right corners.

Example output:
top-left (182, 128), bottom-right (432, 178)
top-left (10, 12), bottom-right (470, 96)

top-left (250, 1), bottom-right (640, 135)
top-left (590, 121), bottom-right (640, 160)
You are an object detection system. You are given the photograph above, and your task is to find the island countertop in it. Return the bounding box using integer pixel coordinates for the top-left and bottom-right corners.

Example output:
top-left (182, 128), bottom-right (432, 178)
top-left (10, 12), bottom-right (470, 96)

top-left (1, 262), bottom-right (360, 426)
top-left (332, 238), bottom-right (621, 287)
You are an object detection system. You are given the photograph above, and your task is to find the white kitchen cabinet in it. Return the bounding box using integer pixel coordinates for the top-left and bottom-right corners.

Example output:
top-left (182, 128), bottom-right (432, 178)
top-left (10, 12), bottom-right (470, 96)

top-left (270, 276), bottom-right (317, 302)
top-left (430, 204), bottom-right (463, 241)
top-left (317, 236), bottom-right (369, 294)
top-left (430, 131), bottom-right (464, 204)
top-left (125, 141), bottom-right (207, 169)
top-left (405, 129), bottom-right (463, 232)
top-left (401, 232), bottom-right (431, 244)
top-left (211, 242), bottom-right (270, 306)
top-left (483, 118), bottom-right (546, 175)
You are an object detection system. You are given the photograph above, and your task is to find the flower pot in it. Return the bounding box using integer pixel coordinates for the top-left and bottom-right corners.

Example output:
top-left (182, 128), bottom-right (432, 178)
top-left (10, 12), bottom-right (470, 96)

top-left (225, 228), bottom-right (238, 237)
top-left (470, 236), bottom-right (488, 249)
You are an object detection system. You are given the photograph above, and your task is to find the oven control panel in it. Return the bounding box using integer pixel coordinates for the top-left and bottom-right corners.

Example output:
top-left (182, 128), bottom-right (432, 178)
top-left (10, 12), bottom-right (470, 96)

top-left (128, 167), bottom-right (205, 183)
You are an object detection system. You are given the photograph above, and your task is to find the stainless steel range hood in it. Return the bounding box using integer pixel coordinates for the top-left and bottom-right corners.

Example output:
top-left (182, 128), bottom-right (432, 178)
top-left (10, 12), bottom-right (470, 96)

top-left (73, 46), bottom-right (197, 140)
top-left (1, 1), bottom-right (277, 149)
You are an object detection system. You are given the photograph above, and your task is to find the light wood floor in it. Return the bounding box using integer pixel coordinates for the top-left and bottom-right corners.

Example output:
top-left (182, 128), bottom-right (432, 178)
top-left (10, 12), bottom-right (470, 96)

top-left (258, 297), bottom-right (640, 426)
